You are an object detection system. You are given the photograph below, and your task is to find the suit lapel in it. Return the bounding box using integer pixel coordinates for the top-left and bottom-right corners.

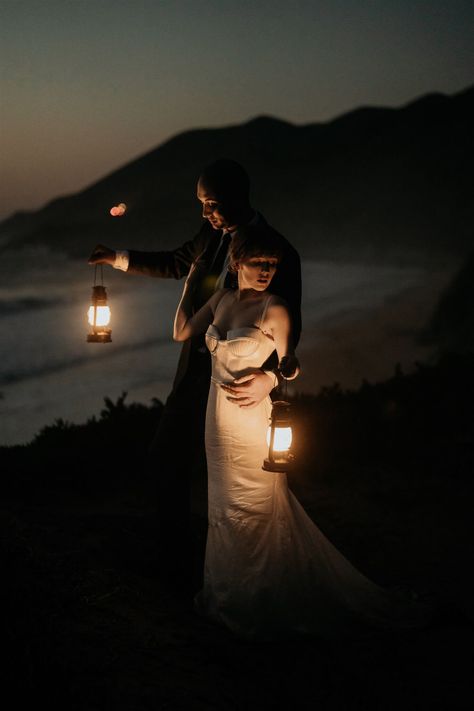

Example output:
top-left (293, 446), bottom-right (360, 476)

top-left (193, 229), bottom-right (224, 310)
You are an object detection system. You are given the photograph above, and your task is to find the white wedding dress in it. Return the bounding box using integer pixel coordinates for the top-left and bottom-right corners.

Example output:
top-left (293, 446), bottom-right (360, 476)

top-left (194, 293), bottom-right (434, 640)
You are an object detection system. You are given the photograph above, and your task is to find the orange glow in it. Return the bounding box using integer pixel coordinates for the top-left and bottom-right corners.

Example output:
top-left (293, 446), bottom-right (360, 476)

top-left (110, 202), bottom-right (127, 217)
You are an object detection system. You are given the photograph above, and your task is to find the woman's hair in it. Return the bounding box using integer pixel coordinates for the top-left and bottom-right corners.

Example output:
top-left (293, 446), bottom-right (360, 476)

top-left (229, 224), bottom-right (284, 273)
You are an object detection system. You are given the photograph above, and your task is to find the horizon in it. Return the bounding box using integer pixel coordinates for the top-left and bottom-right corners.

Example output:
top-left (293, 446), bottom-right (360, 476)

top-left (0, 84), bottom-right (471, 225)
top-left (1, 0), bottom-right (473, 221)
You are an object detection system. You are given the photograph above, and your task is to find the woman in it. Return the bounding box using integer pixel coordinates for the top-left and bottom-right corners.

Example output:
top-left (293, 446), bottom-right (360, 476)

top-left (174, 226), bottom-right (434, 640)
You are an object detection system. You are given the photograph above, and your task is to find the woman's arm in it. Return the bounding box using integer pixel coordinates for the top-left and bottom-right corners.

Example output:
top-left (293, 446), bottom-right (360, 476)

top-left (173, 261), bottom-right (226, 341)
top-left (266, 301), bottom-right (300, 380)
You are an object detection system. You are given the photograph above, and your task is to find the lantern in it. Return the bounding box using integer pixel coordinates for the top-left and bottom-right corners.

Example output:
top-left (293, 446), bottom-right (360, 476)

top-left (87, 266), bottom-right (112, 343)
top-left (263, 400), bottom-right (294, 472)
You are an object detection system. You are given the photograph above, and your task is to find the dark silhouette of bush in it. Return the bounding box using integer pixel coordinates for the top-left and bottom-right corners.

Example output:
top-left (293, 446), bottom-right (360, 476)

top-left (1, 353), bottom-right (472, 501)
top-left (0, 393), bottom-right (164, 499)
top-left (290, 353), bottom-right (474, 485)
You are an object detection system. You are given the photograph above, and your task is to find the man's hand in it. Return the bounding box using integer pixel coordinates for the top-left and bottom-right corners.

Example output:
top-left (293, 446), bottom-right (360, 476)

top-left (88, 244), bottom-right (116, 266)
top-left (221, 371), bottom-right (275, 409)
top-left (279, 355), bottom-right (300, 380)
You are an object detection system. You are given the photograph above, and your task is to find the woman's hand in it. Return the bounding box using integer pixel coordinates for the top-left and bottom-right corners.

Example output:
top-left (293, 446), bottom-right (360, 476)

top-left (278, 355), bottom-right (300, 380)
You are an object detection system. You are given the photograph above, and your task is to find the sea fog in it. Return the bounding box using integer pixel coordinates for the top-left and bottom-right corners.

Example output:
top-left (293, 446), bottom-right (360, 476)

top-left (0, 248), bottom-right (453, 446)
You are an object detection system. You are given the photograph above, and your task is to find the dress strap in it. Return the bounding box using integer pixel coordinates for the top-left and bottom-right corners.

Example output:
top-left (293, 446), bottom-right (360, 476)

top-left (258, 295), bottom-right (273, 330)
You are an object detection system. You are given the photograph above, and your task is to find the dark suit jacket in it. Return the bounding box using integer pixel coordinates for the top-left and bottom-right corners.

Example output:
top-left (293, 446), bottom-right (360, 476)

top-left (126, 215), bottom-right (302, 392)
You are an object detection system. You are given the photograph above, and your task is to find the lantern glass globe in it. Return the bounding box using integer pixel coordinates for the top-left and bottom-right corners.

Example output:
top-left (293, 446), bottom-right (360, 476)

top-left (88, 305), bottom-right (111, 327)
top-left (266, 425), bottom-right (292, 452)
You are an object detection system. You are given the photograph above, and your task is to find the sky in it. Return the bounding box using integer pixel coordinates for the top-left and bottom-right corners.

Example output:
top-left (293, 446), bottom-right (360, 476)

top-left (0, 0), bottom-right (473, 220)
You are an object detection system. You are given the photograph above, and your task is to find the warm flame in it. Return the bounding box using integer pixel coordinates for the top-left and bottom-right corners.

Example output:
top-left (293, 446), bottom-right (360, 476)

top-left (88, 305), bottom-right (111, 327)
top-left (266, 426), bottom-right (292, 453)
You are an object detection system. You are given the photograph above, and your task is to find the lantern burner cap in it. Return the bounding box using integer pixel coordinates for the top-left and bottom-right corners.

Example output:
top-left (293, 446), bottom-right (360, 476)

top-left (263, 453), bottom-right (295, 472)
top-left (87, 330), bottom-right (112, 343)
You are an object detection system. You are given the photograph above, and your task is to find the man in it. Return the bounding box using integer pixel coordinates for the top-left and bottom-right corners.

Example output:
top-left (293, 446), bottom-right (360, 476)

top-left (88, 159), bottom-right (302, 592)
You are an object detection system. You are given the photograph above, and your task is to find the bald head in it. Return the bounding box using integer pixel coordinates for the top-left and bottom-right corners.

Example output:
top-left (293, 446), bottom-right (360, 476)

top-left (199, 159), bottom-right (250, 204)
top-left (197, 159), bottom-right (254, 231)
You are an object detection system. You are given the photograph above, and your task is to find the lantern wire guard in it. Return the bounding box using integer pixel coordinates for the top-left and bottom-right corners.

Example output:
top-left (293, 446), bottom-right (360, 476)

top-left (87, 264), bottom-right (112, 343)
top-left (263, 374), bottom-right (294, 473)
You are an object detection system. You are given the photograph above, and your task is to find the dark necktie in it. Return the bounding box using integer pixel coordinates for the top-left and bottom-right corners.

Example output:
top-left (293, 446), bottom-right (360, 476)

top-left (210, 231), bottom-right (232, 282)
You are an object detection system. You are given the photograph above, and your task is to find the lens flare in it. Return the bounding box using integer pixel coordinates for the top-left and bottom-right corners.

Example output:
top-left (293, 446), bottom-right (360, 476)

top-left (110, 202), bottom-right (127, 217)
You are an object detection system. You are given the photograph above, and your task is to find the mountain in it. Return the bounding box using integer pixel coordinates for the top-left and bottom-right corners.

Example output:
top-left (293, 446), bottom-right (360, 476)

top-left (1, 86), bottom-right (473, 263)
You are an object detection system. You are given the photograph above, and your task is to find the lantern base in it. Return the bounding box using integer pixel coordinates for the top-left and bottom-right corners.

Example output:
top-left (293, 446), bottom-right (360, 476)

top-left (262, 455), bottom-right (294, 473)
top-left (87, 330), bottom-right (112, 343)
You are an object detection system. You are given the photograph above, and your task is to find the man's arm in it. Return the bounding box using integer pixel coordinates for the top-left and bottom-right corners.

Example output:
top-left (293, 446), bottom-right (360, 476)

top-left (88, 221), bottom-right (213, 280)
top-left (127, 222), bottom-right (211, 279)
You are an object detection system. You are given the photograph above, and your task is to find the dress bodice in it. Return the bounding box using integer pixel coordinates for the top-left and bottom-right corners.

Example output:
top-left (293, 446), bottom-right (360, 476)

top-left (205, 294), bottom-right (276, 384)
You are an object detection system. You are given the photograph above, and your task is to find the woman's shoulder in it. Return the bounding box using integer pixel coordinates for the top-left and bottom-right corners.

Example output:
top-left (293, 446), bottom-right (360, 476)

top-left (266, 292), bottom-right (289, 310)
top-left (264, 293), bottom-right (291, 325)
top-left (210, 287), bottom-right (234, 310)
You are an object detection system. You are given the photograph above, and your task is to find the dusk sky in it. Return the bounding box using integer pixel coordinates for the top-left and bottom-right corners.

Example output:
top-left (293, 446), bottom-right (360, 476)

top-left (1, 0), bottom-right (472, 221)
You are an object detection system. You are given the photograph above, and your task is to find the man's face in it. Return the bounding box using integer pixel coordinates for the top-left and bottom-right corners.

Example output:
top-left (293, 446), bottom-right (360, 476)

top-left (197, 178), bottom-right (238, 232)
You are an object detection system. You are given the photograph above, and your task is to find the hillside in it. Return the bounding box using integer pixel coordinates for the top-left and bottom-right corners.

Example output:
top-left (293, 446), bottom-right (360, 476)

top-left (1, 86), bottom-right (472, 263)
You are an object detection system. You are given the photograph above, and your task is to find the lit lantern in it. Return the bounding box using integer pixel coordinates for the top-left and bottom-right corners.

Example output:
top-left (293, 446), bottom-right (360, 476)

top-left (263, 400), bottom-right (294, 472)
top-left (87, 266), bottom-right (112, 343)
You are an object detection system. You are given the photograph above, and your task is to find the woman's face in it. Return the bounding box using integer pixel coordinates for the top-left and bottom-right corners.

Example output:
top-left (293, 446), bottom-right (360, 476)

top-left (237, 255), bottom-right (278, 291)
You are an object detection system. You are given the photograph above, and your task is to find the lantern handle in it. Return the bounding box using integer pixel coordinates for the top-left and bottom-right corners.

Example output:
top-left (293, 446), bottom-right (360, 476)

top-left (276, 368), bottom-right (288, 401)
top-left (93, 263), bottom-right (105, 287)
